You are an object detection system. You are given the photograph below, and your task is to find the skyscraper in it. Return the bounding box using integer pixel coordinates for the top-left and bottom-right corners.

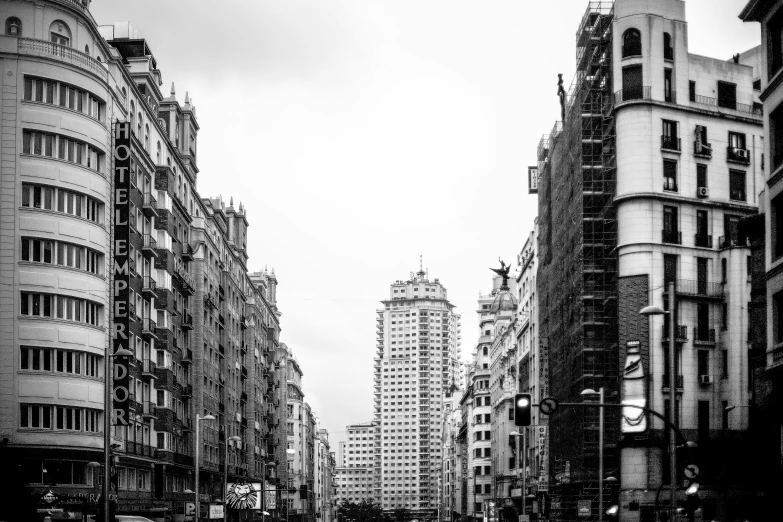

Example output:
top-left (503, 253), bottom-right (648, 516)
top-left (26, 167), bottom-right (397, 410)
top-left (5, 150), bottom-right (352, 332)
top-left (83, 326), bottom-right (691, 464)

top-left (373, 268), bottom-right (461, 517)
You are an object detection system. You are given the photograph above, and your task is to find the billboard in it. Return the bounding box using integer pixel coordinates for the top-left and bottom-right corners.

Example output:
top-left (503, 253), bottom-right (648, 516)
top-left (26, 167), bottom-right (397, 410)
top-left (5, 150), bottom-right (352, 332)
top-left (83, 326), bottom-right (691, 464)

top-left (265, 481), bottom-right (276, 510)
top-left (111, 121), bottom-right (132, 426)
top-left (537, 426), bottom-right (548, 492)
top-left (528, 166), bottom-right (539, 194)
top-left (226, 482), bottom-right (262, 510)
top-left (621, 342), bottom-right (647, 433)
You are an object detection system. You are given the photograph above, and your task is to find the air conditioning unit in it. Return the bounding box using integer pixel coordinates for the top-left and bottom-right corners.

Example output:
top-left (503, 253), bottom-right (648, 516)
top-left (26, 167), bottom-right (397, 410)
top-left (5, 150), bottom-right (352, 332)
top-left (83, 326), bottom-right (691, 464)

top-left (735, 147), bottom-right (749, 159)
top-left (697, 186), bottom-right (709, 198)
top-left (699, 374), bottom-right (713, 385)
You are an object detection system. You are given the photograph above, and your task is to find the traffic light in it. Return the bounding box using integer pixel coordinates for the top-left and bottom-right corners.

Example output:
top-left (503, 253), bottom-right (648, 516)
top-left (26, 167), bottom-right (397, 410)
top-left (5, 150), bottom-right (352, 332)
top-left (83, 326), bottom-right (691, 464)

top-left (299, 484), bottom-right (308, 498)
top-left (514, 393), bottom-right (532, 426)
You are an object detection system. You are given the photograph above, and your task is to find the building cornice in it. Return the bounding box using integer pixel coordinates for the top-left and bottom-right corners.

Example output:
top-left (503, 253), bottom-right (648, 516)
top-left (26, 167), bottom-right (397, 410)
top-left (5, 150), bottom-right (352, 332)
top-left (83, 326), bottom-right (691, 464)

top-left (614, 192), bottom-right (760, 214)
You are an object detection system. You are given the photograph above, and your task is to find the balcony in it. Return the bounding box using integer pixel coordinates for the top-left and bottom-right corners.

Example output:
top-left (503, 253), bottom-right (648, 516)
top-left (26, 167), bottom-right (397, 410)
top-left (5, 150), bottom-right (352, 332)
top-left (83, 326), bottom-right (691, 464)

top-left (142, 318), bottom-right (158, 340)
top-left (182, 384), bottom-right (193, 397)
top-left (693, 327), bottom-right (717, 345)
top-left (718, 236), bottom-right (750, 250)
top-left (665, 279), bottom-right (723, 299)
top-left (142, 359), bottom-right (157, 380)
top-left (661, 135), bottom-right (681, 152)
top-left (182, 349), bottom-right (193, 365)
top-left (694, 233), bottom-right (713, 249)
top-left (662, 230), bottom-right (682, 245)
top-left (661, 324), bottom-right (688, 342)
top-left (661, 374), bottom-right (684, 391)
top-left (143, 401), bottom-right (157, 419)
top-left (143, 192), bottom-right (159, 218)
top-left (181, 244), bottom-right (194, 261)
top-left (142, 276), bottom-right (157, 298)
top-left (614, 86), bottom-right (651, 105)
top-left (727, 146), bottom-right (751, 164)
top-left (142, 234), bottom-right (159, 258)
top-left (17, 38), bottom-right (107, 81)
top-left (180, 312), bottom-right (193, 331)
top-left (240, 315), bottom-right (248, 330)
top-left (694, 141), bottom-right (713, 158)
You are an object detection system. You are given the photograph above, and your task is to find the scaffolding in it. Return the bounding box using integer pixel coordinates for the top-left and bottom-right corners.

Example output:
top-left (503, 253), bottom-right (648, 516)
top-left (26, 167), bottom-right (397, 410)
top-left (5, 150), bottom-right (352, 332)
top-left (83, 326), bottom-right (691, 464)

top-left (537, 3), bottom-right (619, 521)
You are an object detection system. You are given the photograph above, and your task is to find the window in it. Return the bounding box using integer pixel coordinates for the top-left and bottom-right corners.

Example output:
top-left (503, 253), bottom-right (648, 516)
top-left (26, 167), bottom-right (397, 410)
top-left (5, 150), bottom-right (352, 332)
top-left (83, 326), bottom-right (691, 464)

top-left (729, 131), bottom-right (746, 150)
top-left (697, 164), bottom-right (707, 188)
top-left (22, 130), bottom-right (104, 173)
top-left (697, 350), bottom-right (709, 376)
top-left (663, 160), bottom-right (677, 191)
top-left (22, 237), bottom-right (101, 275)
top-left (689, 81), bottom-right (696, 102)
top-left (724, 214), bottom-right (741, 246)
top-left (663, 206), bottom-right (679, 243)
top-left (774, 194), bottom-right (783, 259)
top-left (22, 183), bottom-right (103, 224)
top-left (729, 170), bottom-right (746, 201)
top-left (621, 65), bottom-right (643, 100)
top-left (721, 349), bottom-right (729, 377)
top-left (718, 81), bottom-right (737, 110)
top-left (663, 32), bottom-right (673, 60)
top-left (622, 28), bottom-right (642, 57)
top-left (20, 403), bottom-right (101, 434)
top-left (5, 17), bottom-right (21, 36)
top-left (771, 104), bottom-right (783, 170)
top-left (20, 292), bottom-right (102, 327)
top-left (664, 69), bottom-right (673, 102)
top-left (697, 401), bottom-right (710, 443)
top-left (695, 210), bottom-right (709, 247)
top-left (49, 20), bottom-right (71, 46)
top-left (768, 7), bottom-right (783, 77)
top-left (662, 120), bottom-right (679, 150)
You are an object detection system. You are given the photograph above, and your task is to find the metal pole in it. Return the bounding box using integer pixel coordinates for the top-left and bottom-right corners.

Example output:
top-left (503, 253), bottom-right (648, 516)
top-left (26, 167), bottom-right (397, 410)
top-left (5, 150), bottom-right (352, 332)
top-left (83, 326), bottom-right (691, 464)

top-left (196, 414), bottom-right (201, 522)
top-left (521, 430), bottom-right (526, 520)
top-left (103, 351), bottom-right (111, 522)
top-left (262, 461), bottom-right (266, 522)
top-left (668, 281), bottom-right (677, 522)
top-left (224, 425), bottom-right (229, 522)
top-left (598, 387), bottom-right (604, 522)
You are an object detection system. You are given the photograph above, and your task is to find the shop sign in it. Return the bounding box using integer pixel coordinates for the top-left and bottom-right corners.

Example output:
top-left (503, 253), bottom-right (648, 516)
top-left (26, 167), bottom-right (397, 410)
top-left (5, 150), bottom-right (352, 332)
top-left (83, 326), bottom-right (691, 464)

top-left (112, 120), bottom-right (132, 426)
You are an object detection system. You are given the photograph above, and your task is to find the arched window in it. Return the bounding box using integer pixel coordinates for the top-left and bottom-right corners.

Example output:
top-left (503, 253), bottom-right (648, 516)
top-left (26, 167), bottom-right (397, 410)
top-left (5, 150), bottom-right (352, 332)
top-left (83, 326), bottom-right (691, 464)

top-left (144, 124), bottom-right (149, 151)
top-left (5, 17), bottom-right (21, 36)
top-left (130, 102), bottom-right (135, 134)
top-left (49, 20), bottom-right (71, 46)
top-left (137, 113), bottom-right (142, 137)
top-left (84, 44), bottom-right (89, 55)
top-left (156, 141), bottom-right (161, 164)
top-left (622, 28), bottom-right (642, 58)
top-left (663, 32), bottom-right (673, 60)
top-left (482, 346), bottom-right (488, 356)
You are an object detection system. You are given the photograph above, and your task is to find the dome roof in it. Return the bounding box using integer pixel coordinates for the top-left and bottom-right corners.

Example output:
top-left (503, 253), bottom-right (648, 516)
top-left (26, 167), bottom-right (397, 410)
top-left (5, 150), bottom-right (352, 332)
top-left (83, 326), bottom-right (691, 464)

top-left (490, 289), bottom-right (518, 313)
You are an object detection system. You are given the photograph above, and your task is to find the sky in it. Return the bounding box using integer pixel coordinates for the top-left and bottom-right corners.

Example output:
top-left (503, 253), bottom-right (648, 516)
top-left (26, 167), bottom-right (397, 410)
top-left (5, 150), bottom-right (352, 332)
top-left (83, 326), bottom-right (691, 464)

top-left (91, 0), bottom-right (761, 442)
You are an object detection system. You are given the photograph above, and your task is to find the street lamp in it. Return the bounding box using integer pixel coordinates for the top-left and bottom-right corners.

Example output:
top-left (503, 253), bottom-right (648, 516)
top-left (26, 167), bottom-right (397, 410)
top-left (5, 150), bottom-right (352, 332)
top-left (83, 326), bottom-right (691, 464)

top-left (196, 414), bottom-right (216, 522)
top-left (640, 286), bottom-right (677, 522)
top-left (224, 433), bottom-right (242, 522)
top-left (581, 388), bottom-right (605, 522)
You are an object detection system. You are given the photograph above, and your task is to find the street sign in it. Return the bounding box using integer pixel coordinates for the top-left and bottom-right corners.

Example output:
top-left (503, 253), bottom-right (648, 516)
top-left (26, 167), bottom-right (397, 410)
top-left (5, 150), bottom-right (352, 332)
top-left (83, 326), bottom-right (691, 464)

top-left (539, 398), bottom-right (559, 415)
top-left (184, 502), bottom-right (195, 517)
top-left (684, 464), bottom-right (700, 479)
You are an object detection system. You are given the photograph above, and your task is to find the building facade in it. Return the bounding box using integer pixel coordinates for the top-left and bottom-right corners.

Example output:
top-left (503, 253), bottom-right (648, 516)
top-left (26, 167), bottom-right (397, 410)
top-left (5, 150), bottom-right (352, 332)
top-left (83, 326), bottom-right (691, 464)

top-left (334, 422), bottom-right (376, 504)
top-left (0, 2), bottom-right (288, 520)
top-left (373, 269), bottom-right (461, 516)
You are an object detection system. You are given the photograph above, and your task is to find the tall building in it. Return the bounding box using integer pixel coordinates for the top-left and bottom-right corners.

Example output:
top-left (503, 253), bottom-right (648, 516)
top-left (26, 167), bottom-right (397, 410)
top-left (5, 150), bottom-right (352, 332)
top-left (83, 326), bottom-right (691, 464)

top-left (738, 0), bottom-right (783, 514)
top-left (334, 422), bottom-right (376, 504)
top-left (440, 390), bottom-right (463, 522)
top-left (315, 429), bottom-right (335, 522)
top-left (373, 269), bottom-right (461, 517)
top-left (538, 1), bottom-right (765, 520)
top-left (0, 2), bottom-right (288, 519)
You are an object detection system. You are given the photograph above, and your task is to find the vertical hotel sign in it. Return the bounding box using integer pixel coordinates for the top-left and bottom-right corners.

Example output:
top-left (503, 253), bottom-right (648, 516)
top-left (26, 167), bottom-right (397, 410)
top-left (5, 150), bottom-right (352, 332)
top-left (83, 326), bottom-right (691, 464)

top-left (112, 121), bottom-right (131, 426)
top-left (528, 166), bottom-right (539, 194)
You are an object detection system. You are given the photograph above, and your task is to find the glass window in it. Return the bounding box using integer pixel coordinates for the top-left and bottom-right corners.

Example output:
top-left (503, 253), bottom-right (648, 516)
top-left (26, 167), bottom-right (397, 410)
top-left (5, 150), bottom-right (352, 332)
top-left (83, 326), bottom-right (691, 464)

top-left (729, 170), bottom-right (746, 201)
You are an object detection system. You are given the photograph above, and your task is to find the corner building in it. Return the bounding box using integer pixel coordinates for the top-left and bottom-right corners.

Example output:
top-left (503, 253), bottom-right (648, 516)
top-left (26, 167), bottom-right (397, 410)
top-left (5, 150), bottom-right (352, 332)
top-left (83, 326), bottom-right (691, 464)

top-left (0, 2), bottom-right (287, 519)
top-left (374, 270), bottom-right (461, 517)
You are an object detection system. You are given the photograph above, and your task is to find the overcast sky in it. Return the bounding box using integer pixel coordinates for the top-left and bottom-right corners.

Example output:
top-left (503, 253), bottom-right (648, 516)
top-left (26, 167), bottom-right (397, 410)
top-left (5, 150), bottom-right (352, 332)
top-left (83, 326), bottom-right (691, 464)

top-left (92, 0), bottom-right (761, 442)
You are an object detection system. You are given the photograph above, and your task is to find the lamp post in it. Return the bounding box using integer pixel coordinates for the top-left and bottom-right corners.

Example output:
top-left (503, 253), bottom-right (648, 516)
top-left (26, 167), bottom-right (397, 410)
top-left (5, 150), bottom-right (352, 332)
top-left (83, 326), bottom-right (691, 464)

top-left (103, 347), bottom-right (134, 522)
top-left (640, 281), bottom-right (677, 522)
top-left (196, 414), bottom-right (216, 522)
top-left (224, 433), bottom-right (242, 522)
top-left (510, 430), bottom-right (526, 520)
top-left (581, 388), bottom-right (605, 522)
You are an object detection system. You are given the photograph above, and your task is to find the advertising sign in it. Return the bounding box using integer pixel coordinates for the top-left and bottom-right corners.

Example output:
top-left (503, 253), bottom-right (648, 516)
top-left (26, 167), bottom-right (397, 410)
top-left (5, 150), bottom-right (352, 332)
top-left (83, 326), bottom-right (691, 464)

top-left (577, 500), bottom-right (591, 517)
top-left (111, 121), bottom-right (132, 426)
top-left (209, 504), bottom-right (224, 519)
top-left (621, 343), bottom-right (647, 433)
top-left (226, 482), bottom-right (262, 510)
top-left (265, 480), bottom-right (276, 510)
top-left (528, 167), bottom-right (539, 194)
top-left (537, 426), bottom-right (548, 492)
